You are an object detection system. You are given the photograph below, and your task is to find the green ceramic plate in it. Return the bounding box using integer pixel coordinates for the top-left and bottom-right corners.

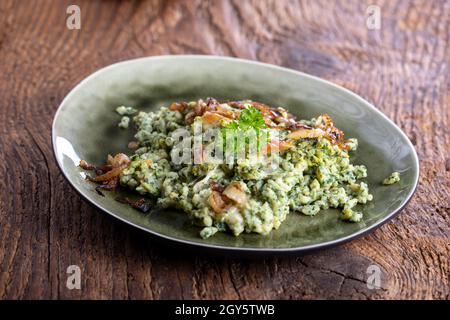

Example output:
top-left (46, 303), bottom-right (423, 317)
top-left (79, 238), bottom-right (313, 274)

top-left (52, 55), bottom-right (419, 254)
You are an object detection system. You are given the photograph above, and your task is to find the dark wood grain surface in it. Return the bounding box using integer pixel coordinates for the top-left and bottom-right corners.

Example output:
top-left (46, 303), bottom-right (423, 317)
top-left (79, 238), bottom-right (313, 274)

top-left (0, 0), bottom-right (448, 299)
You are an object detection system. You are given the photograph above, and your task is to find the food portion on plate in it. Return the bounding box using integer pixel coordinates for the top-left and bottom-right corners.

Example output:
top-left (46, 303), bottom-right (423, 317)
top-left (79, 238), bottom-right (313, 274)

top-left (383, 172), bottom-right (401, 185)
top-left (80, 98), bottom-right (376, 239)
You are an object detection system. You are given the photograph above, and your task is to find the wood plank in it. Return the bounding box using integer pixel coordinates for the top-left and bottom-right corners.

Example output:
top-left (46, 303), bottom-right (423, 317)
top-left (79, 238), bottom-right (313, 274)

top-left (0, 0), bottom-right (448, 299)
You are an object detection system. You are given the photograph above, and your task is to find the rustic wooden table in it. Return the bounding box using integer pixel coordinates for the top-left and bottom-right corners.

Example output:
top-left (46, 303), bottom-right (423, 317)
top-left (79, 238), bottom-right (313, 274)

top-left (0, 0), bottom-right (448, 300)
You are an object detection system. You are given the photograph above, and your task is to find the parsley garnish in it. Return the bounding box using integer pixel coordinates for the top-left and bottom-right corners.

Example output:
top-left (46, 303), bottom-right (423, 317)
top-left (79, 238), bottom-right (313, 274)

top-left (220, 107), bottom-right (268, 155)
top-left (225, 107), bottom-right (266, 130)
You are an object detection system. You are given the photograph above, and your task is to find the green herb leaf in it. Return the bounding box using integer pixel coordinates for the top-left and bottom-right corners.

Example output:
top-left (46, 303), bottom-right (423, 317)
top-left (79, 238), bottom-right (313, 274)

top-left (223, 107), bottom-right (266, 130)
top-left (237, 107), bottom-right (266, 129)
top-left (220, 107), bottom-right (268, 155)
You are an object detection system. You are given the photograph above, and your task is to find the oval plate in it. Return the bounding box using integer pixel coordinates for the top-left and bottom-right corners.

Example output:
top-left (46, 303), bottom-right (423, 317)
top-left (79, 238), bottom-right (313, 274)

top-left (52, 55), bottom-right (419, 254)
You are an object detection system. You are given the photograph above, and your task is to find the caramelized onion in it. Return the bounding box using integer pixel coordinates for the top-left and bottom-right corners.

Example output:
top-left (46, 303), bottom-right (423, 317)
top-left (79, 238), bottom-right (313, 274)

top-left (109, 153), bottom-right (130, 167)
top-left (79, 159), bottom-right (112, 175)
top-left (215, 105), bottom-right (237, 120)
top-left (116, 197), bottom-right (152, 213)
top-left (263, 140), bottom-right (294, 154)
top-left (79, 159), bottom-right (95, 170)
top-left (88, 165), bottom-right (127, 182)
top-left (202, 111), bottom-right (232, 125)
top-left (208, 191), bottom-right (228, 214)
top-left (95, 177), bottom-right (119, 196)
top-left (169, 102), bottom-right (188, 112)
top-left (209, 181), bottom-right (224, 193)
top-left (287, 128), bottom-right (325, 140)
top-left (83, 153), bottom-right (130, 183)
top-left (223, 182), bottom-right (247, 205)
top-left (315, 114), bottom-right (347, 148)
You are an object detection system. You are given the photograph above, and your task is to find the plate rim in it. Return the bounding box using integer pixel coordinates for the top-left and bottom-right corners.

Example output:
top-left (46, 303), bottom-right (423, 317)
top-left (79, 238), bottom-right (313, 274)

top-left (51, 55), bottom-right (420, 253)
